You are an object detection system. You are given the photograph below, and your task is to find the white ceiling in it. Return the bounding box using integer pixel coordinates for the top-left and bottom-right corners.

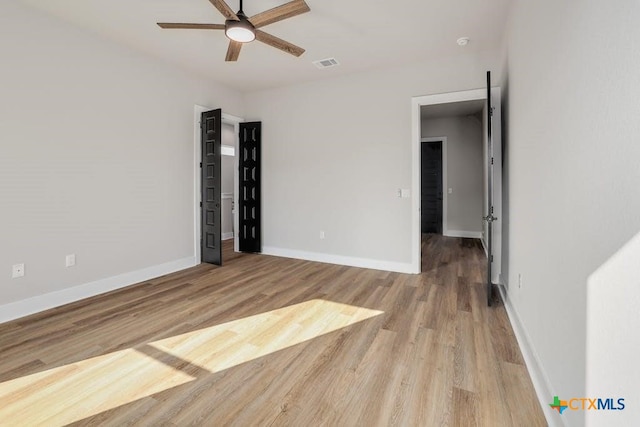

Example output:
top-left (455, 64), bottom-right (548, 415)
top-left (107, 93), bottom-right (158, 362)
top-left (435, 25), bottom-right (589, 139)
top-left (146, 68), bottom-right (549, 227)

top-left (19, 0), bottom-right (511, 93)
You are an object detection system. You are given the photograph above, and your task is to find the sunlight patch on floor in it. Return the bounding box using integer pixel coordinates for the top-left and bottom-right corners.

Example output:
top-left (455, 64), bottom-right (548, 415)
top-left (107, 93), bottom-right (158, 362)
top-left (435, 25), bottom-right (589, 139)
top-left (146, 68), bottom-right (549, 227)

top-left (150, 299), bottom-right (384, 373)
top-left (0, 348), bottom-right (195, 426)
top-left (0, 299), bottom-right (383, 426)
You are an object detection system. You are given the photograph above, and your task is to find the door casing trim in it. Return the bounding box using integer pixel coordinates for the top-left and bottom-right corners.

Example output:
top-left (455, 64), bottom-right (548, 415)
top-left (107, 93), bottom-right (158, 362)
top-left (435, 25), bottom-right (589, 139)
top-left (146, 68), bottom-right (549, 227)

top-left (411, 88), bottom-right (502, 279)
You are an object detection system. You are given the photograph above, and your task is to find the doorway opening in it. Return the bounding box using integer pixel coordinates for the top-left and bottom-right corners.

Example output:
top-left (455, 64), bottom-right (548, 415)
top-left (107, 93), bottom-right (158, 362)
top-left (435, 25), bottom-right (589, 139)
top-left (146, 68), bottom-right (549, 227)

top-left (411, 88), bottom-right (502, 289)
top-left (221, 122), bottom-right (236, 244)
top-left (193, 105), bottom-right (244, 264)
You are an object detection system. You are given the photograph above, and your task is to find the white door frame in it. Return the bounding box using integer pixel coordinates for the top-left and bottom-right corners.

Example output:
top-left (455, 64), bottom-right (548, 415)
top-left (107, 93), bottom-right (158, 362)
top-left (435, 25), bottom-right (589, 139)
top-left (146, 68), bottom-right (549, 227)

top-left (411, 88), bottom-right (502, 283)
top-left (420, 137), bottom-right (448, 236)
top-left (193, 105), bottom-right (244, 262)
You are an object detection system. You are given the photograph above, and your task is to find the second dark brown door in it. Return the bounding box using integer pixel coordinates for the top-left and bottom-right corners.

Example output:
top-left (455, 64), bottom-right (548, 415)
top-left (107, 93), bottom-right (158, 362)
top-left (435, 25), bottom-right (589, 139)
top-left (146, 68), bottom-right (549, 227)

top-left (421, 141), bottom-right (443, 234)
top-left (238, 122), bottom-right (262, 253)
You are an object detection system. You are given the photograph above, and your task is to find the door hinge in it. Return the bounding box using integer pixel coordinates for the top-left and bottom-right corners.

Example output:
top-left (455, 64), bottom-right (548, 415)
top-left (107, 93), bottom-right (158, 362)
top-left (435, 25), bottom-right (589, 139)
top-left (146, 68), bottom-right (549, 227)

top-left (200, 121), bottom-right (203, 129)
top-left (491, 157), bottom-right (494, 165)
top-left (200, 201), bottom-right (202, 207)
top-left (490, 255), bottom-right (494, 262)
top-left (200, 162), bottom-right (203, 168)
top-left (490, 107), bottom-right (494, 116)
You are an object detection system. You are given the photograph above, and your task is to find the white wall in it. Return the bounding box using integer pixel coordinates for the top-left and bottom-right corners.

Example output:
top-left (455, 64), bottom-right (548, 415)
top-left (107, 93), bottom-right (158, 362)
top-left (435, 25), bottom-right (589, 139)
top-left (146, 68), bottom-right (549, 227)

top-left (243, 51), bottom-right (501, 271)
top-left (0, 1), bottom-right (242, 318)
top-left (421, 115), bottom-right (483, 236)
top-left (586, 232), bottom-right (640, 426)
top-left (503, 1), bottom-right (640, 425)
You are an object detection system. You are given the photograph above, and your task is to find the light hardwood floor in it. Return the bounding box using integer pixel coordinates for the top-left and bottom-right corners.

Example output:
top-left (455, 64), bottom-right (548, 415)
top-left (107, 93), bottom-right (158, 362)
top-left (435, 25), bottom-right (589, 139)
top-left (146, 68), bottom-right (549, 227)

top-left (0, 235), bottom-right (546, 426)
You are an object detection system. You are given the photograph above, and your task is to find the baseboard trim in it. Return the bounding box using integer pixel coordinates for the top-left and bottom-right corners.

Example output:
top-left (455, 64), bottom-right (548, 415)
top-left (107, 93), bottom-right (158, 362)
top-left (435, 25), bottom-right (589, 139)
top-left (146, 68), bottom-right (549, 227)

top-left (262, 247), bottom-right (415, 274)
top-left (222, 232), bottom-right (234, 240)
top-left (444, 230), bottom-right (482, 239)
top-left (0, 256), bottom-right (197, 324)
top-left (498, 284), bottom-right (563, 427)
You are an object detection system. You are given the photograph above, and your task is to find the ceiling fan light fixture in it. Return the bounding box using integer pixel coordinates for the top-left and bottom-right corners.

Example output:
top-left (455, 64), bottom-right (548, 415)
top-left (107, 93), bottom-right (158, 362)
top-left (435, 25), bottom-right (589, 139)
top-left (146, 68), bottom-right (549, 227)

top-left (158, 0), bottom-right (310, 61)
top-left (225, 16), bottom-right (255, 43)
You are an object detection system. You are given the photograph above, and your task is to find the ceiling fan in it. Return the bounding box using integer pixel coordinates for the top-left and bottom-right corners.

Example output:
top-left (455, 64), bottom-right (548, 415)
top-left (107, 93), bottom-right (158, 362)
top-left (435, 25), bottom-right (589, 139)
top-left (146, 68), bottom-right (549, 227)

top-left (157, 0), bottom-right (310, 62)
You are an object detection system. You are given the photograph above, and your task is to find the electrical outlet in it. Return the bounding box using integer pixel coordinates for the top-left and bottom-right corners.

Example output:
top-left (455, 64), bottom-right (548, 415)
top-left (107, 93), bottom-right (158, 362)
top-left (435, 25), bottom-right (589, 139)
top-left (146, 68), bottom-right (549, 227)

top-left (319, 231), bottom-right (325, 240)
top-left (518, 273), bottom-right (522, 289)
top-left (66, 254), bottom-right (76, 267)
top-left (12, 263), bottom-right (24, 278)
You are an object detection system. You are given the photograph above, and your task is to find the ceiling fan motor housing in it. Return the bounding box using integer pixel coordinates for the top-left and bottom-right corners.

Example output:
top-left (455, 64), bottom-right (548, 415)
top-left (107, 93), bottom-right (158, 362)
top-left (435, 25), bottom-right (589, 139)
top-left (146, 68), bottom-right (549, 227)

top-left (225, 11), bottom-right (255, 42)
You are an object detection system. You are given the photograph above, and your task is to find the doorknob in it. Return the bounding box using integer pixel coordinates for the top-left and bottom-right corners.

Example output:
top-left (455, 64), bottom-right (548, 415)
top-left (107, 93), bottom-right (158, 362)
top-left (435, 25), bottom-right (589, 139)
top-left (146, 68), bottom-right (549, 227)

top-left (483, 214), bottom-right (498, 222)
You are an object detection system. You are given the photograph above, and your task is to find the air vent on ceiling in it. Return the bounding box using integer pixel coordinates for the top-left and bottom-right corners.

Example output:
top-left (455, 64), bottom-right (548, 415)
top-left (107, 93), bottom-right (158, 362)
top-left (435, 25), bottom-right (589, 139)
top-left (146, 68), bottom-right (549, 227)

top-left (313, 58), bottom-right (340, 69)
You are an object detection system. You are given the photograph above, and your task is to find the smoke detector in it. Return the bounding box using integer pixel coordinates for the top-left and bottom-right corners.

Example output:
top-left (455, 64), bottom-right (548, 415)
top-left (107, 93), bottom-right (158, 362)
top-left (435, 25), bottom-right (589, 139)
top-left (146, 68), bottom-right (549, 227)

top-left (457, 37), bottom-right (470, 46)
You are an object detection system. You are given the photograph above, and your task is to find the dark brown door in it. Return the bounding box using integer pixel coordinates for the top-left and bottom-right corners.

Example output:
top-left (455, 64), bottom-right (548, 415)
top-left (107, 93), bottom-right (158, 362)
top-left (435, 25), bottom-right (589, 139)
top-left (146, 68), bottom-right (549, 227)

top-left (201, 109), bottom-right (222, 265)
top-left (421, 141), bottom-right (443, 234)
top-left (239, 122), bottom-right (261, 253)
top-left (484, 71), bottom-right (497, 306)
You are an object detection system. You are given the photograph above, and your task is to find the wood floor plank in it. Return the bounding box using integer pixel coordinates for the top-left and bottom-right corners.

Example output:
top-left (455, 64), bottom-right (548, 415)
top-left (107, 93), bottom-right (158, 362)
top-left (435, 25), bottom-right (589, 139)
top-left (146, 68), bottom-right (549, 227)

top-left (0, 236), bottom-right (546, 426)
top-left (453, 386), bottom-right (480, 427)
top-left (499, 361), bottom-right (547, 426)
top-left (454, 310), bottom-right (478, 393)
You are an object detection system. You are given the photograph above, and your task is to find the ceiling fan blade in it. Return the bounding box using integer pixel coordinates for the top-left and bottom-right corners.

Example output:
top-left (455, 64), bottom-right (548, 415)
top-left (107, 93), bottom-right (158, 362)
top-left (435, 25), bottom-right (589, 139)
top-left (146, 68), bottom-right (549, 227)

top-left (225, 40), bottom-right (242, 61)
top-left (157, 23), bottom-right (225, 30)
top-left (208, 0), bottom-right (238, 21)
top-left (249, 0), bottom-right (310, 28)
top-left (255, 30), bottom-right (305, 57)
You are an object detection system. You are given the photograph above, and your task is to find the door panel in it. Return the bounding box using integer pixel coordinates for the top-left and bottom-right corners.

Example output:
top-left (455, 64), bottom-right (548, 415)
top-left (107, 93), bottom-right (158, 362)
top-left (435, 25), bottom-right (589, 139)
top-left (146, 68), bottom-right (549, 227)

top-left (201, 109), bottom-right (222, 265)
top-left (421, 141), bottom-right (443, 234)
top-left (484, 71), bottom-right (496, 305)
top-left (239, 122), bottom-right (261, 253)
